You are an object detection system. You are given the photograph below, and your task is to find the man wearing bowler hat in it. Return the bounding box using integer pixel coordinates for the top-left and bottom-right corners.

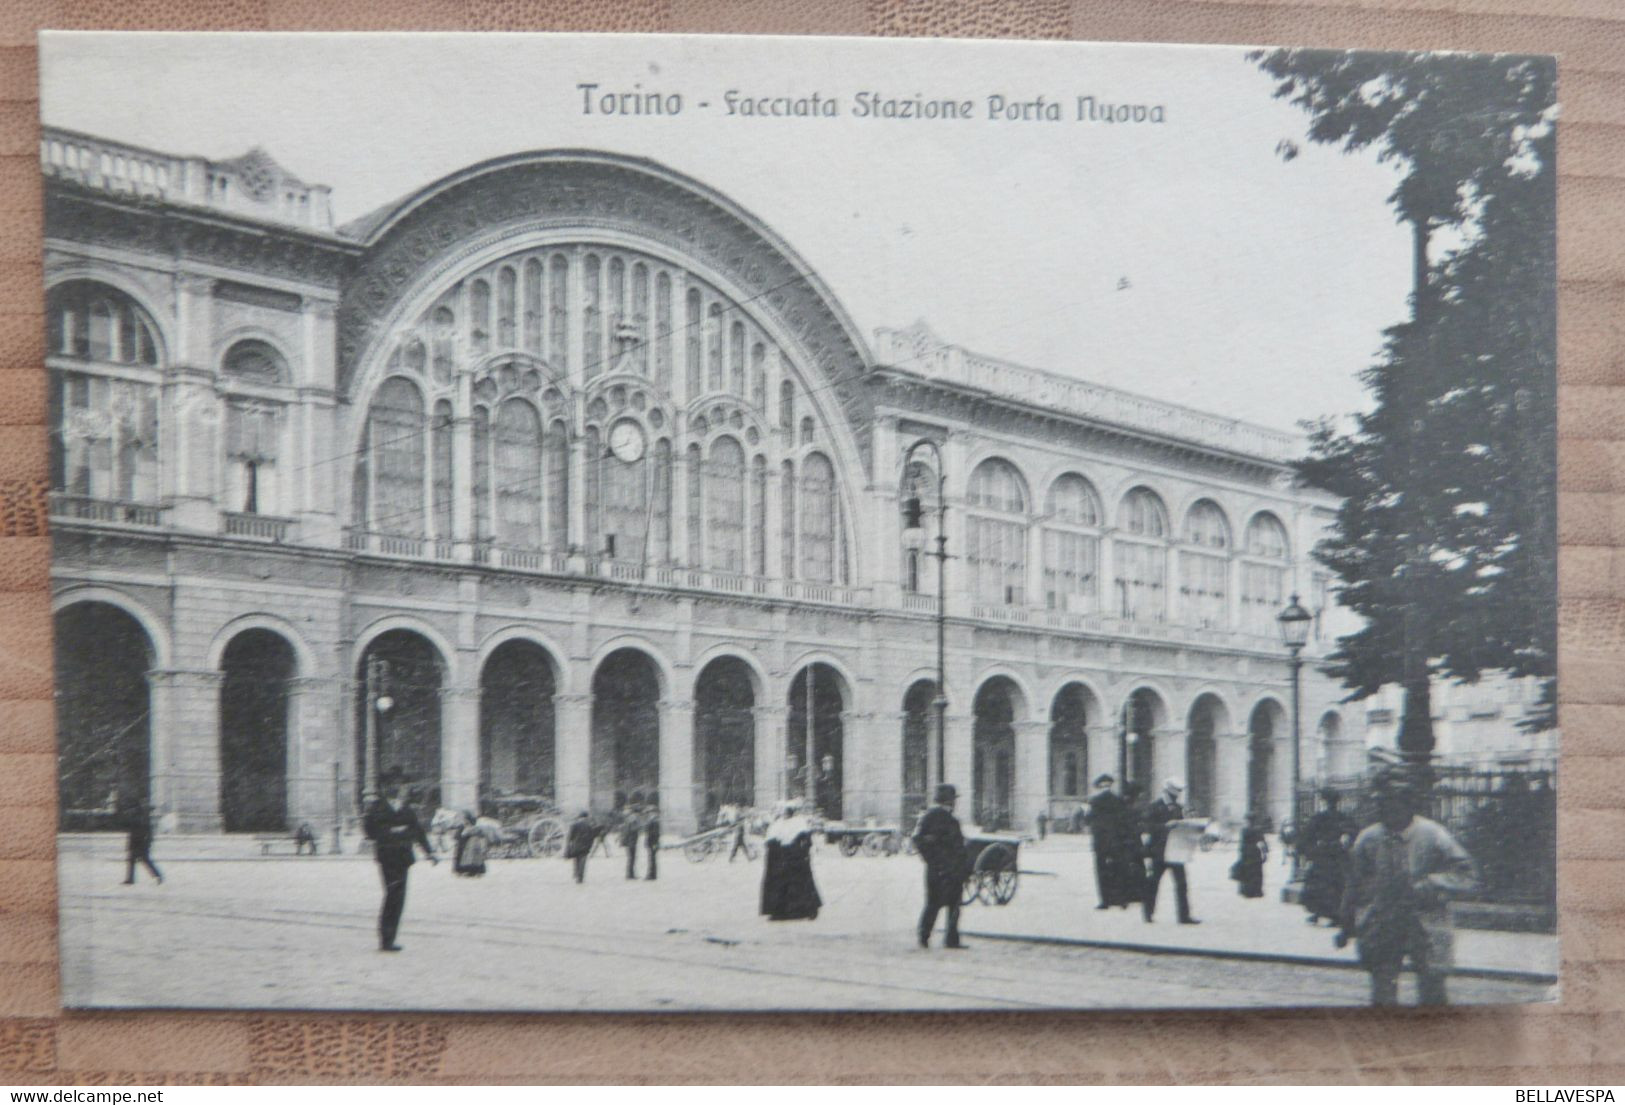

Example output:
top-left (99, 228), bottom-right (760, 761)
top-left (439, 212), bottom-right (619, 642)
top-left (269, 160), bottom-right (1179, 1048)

top-left (363, 767), bottom-right (437, 952)
top-left (912, 783), bottom-right (969, 950)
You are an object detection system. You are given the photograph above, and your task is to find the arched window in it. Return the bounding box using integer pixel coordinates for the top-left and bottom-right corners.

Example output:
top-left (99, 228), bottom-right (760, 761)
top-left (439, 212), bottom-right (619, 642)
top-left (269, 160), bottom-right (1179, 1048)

top-left (222, 339), bottom-right (287, 385)
top-left (967, 458), bottom-right (1028, 606)
top-left (631, 263), bottom-right (650, 377)
top-left (900, 459), bottom-right (940, 595)
top-left (706, 303), bottom-right (724, 393)
top-left (652, 438), bottom-right (673, 562)
top-left (751, 455), bottom-right (768, 577)
top-left (469, 279), bottom-right (490, 356)
top-left (686, 443), bottom-right (703, 567)
top-left (730, 322), bottom-right (746, 396)
top-left (1043, 473), bottom-right (1100, 613)
top-left (549, 255), bottom-right (569, 371)
top-left (545, 419), bottom-right (569, 546)
top-left (800, 452), bottom-right (838, 583)
top-left (780, 460), bottom-right (797, 579)
top-left (583, 255), bottom-right (602, 379)
top-left (472, 407), bottom-right (491, 542)
top-left (1115, 487), bottom-right (1168, 622)
top-left (431, 304), bottom-right (456, 382)
top-left (48, 280), bottom-right (159, 365)
top-left (48, 282), bottom-right (162, 503)
top-left (654, 272), bottom-right (673, 389)
top-left (494, 398), bottom-right (542, 548)
top-left (431, 400), bottom-right (453, 538)
top-left (1243, 512), bottom-right (1291, 634)
top-left (779, 379), bottom-right (795, 430)
top-left (497, 267), bottom-right (516, 349)
top-left (523, 258), bottom-right (543, 353)
top-left (751, 344), bottom-right (767, 412)
top-left (1181, 499), bottom-right (1231, 629)
top-left (800, 416), bottom-right (815, 447)
top-left (686, 290), bottom-right (703, 400)
top-left (707, 436), bottom-right (746, 572)
top-left (368, 377), bottom-right (425, 536)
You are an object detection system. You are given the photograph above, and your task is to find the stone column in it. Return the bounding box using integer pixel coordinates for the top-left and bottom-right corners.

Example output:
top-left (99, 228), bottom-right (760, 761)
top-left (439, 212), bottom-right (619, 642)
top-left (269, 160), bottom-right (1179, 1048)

top-left (1216, 728), bottom-right (1249, 825)
top-left (943, 710), bottom-right (975, 806)
top-left (839, 709), bottom-right (871, 821)
top-left (1010, 718), bottom-right (1048, 833)
top-left (877, 709), bottom-right (909, 826)
top-left (439, 683), bottom-right (481, 813)
top-left (553, 692), bottom-right (593, 814)
top-left (1085, 722), bottom-right (1117, 796)
top-left (1156, 725), bottom-right (1189, 796)
top-left (148, 669), bottom-right (224, 831)
top-left (753, 703), bottom-right (788, 809)
top-left (658, 697), bottom-right (696, 834)
top-left (284, 675), bottom-right (341, 824)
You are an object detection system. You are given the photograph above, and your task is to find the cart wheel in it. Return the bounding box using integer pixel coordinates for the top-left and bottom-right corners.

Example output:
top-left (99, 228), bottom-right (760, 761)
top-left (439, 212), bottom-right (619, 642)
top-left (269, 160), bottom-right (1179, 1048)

top-left (976, 844), bottom-right (1018, 906)
top-left (960, 873), bottom-right (980, 906)
top-left (861, 831), bottom-right (888, 858)
top-left (527, 817), bottom-right (565, 858)
top-left (838, 834), bottom-right (862, 858)
top-left (683, 836), bottom-right (712, 863)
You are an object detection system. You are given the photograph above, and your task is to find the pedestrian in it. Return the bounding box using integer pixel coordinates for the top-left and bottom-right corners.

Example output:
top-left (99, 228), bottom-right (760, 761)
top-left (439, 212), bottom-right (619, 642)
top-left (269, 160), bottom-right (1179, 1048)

top-left (1338, 769), bottom-right (1478, 1006)
top-left (566, 810), bottom-right (594, 883)
top-left (1232, 811), bottom-right (1269, 898)
top-left (121, 800), bottom-right (162, 885)
top-left (1142, 779), bottom-right (1201, 924)
top-left (912, 783), bottom-right (968, 949)
top-left (362, 767), bottom-right (437, 952)
top-left (452, 811), bottom-right (488, 877)
top-left (1300, 788), bottom-right (1354, 924)
top-left (719, 801), bottom-right (751, 862)
top-left (294, 822), bottom-right (319, 856)
top-left (590, 815), bottom-right (614, 859)
top-left (1036, 809), bottom-right (1048, 841)
top-left (761, 799), bottom-right (822, 921)
top-left (619, 796), bottom-right (643, 879)
top-left (1085, 774), bottom-right (1138, 910)
top-left (643, 795), bottom-right (661, 881)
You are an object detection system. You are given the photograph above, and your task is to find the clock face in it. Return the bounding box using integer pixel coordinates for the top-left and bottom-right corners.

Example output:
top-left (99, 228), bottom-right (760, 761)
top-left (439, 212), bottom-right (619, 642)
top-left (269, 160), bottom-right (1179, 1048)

top-left (608, 419), bottom-right (646, 463)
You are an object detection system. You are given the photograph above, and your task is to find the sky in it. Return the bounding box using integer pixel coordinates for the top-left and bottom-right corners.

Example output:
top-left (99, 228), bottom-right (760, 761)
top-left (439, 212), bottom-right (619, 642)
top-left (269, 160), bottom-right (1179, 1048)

top-left (39, 32), bottom-right (1416, 433)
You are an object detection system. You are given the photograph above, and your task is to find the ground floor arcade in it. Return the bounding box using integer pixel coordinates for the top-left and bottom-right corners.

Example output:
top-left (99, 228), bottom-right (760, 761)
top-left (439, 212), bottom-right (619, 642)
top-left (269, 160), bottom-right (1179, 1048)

top-left (53, 574), bottom-right (1361, 836)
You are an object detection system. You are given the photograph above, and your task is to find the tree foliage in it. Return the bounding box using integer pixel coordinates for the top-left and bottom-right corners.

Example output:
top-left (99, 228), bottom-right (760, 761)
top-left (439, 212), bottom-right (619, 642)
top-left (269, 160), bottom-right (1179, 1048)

top-left (1250, 49), bottom-right (1557, 733)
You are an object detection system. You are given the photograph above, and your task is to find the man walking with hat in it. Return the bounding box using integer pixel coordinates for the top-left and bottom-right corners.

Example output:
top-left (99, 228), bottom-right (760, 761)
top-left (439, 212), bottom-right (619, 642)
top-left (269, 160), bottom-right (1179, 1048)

top-left (1143, 778), bottom-right (1201, 925)
top-left (912, 783), bottom-right (969, 950)
top-left (363, 767), bottom-right (437, 952)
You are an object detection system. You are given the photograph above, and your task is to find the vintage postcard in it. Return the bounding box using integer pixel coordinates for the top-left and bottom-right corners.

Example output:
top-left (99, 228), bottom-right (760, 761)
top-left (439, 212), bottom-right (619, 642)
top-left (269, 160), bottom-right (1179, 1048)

top-left (40, 31), bottom-right (1558, 1010)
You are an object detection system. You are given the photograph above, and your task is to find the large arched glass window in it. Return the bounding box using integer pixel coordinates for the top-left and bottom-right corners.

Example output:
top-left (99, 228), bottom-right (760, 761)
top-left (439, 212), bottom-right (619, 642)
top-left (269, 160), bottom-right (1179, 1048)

top-left (583, 255), bottom-right (602, 379)
top-left (602, 446), bottom-right (648, 562)
top-left (1114, 487), bottom-right (1168, 621)
top-left (368, 377), bottom-right (426, 536)
top-left (549, 255), bottom-right (569, 371)
top-left (495, 398), bottom-right (543, 548)
top-left (1181, 499), bottom-right (1231, 629)
top-left (497, 267), bottom-right (517, 349)
top-left (631, 263), bottom-right (650, 377)
top-left (706, 303), bottom-right (724, 393)
top-left (686, 290), bottom-right (703, 400)
top-left (967, 458), bottom-right (1028, 606)
top-left (1242, 512), bottom-right (1291, 635)
top-left (1043, 473), bottom-right (1100, 613)
top-left (708, 436), bottom-right (746, 572)
top-left (654, 273), bottom-right (673, 389)
top-left (751, 455), bottom-right (768, 577)
top-left (523, 258), bottom-right (543, 353)
top-left (48, 282), bottom-right (162, 504)
top-left (800, 452), bottom-right (839, 583)
top-left (221, 340), bottom-right (290, 517)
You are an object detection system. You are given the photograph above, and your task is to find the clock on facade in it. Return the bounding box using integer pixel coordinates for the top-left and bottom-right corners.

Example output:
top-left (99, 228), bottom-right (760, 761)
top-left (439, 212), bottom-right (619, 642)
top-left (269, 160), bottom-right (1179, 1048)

top-left (608, 418), bottom-right (646, 463)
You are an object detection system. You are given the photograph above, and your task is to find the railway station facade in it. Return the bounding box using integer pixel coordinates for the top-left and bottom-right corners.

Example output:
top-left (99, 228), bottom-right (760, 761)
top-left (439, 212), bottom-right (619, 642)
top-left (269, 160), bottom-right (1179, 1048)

top-left (44, 127), bottom-right (1365, 836)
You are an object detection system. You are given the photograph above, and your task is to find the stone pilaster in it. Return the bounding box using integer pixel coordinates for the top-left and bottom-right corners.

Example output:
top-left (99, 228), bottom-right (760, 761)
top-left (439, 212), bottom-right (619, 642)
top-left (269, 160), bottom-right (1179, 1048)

top-left (147, 668), bottom-right (225, 831)
top-left (658, 697), bottom-right (696, 834)
top-left (439, 684), bottom-right (481, 812)
top-left (1013, 718), bottom-right (1050, 832)
top-left (554, 692), bottom-right (593, 814)
top-left (285, 675), bottom-right (341, 824)
top-left (753, 704), bottom-right (788, 809)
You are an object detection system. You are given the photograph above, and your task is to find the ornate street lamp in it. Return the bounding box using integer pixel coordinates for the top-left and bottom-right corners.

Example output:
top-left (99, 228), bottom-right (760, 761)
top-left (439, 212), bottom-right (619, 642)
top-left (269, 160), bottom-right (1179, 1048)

top-left (901, 438), bottom-right (949, 795)
top-left (361, 656), bottom-right (393, 805)
top-left (1277, 593), bottom-right (1313, 880)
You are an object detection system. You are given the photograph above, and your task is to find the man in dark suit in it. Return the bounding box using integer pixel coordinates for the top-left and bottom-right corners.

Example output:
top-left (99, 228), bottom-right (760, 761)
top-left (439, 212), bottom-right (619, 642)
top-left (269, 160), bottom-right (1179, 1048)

top-left (121, 800), bottom-right (162, 885)
top-left (1142, 779), bottom-right (1200, 925)
top-left (619, 795), bottom-right (644, 879)
top-left (643, 796), bottom-right (661, 881)
top-left (912, 783), bottom-right (968, 950)
top-left (363, 768), bottom-right (436, 952)
top-left (565, 810), bottom-right (594, 883)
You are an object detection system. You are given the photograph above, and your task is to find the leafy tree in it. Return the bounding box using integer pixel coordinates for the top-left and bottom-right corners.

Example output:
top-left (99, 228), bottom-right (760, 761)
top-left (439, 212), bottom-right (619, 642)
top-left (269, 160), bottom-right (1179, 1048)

top-left (1250, 49), bottom-right (1558, 756)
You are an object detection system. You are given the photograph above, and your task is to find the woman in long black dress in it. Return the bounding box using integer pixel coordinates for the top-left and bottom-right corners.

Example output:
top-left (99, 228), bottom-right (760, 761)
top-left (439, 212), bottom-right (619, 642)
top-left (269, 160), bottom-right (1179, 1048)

top-left (760, 800), bottom-right (822, 921)
top-left (1233, 812), bottom-right (1269, 899)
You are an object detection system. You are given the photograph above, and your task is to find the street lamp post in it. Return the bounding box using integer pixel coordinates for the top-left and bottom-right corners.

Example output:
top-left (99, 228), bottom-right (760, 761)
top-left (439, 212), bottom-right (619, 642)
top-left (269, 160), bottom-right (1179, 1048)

top-left (900, 439), bottom-right (949, 797)
top-left (1277, 593), bottom-right (1313, 881)
top-left (361, 656), bottom-right (394, 806)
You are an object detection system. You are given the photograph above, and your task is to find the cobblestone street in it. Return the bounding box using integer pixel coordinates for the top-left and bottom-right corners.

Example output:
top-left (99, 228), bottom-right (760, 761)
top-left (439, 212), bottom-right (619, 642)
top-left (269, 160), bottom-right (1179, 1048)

top-left (60, 834), bottom-right (1554, 1011)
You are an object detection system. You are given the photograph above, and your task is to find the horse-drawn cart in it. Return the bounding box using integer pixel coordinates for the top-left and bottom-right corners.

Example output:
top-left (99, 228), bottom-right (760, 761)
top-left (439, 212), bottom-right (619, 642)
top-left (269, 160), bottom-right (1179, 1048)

top-left (823, 820), bottom-right (908, 857)
top-left (432, 795), bottom-right (565, 859)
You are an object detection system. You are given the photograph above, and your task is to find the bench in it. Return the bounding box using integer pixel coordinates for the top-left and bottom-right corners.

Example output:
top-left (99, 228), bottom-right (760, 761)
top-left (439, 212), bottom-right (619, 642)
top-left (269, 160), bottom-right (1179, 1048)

top-left (254, 831), bottom-right (320, 856)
